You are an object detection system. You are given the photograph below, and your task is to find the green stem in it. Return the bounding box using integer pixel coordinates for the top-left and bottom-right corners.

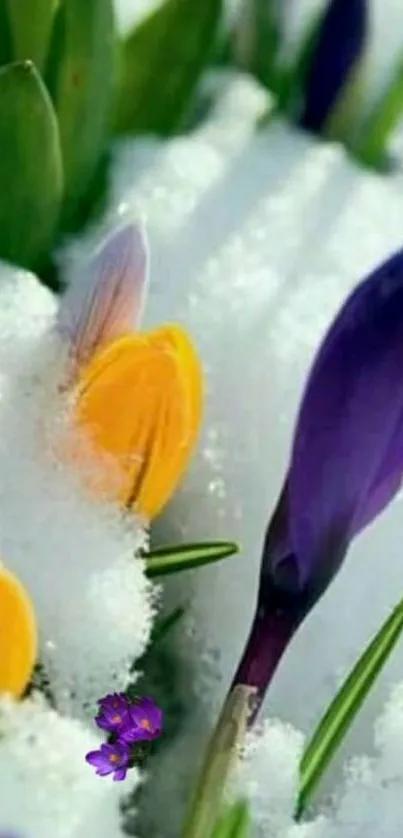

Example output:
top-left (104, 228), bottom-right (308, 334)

top-left (180, 684), bottom-right (256, 838)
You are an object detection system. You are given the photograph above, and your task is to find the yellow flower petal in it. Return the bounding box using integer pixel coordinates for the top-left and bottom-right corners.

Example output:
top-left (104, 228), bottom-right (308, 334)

top-left (0, 567), bottom-right (37, 698)
top-left (75, 324), bottom-right (203, 519)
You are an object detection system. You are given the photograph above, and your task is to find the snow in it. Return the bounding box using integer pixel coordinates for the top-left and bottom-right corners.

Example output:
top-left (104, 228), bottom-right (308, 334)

top-left (231, 683), bottom-right (403, 837)
top-left (0, 263), bottom-right (155, 834)
top-left (61, 68), bottom-right (403, 832)
top-left (0, 266), bottom-right (155, 716)
top-left (0, 695), bottom-right (136, 838)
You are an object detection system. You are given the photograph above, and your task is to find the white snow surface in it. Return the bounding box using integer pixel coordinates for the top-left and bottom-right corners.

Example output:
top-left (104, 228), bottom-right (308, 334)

top-left (0, 266), bottom-right (155, 716)
top-left (231, 683), bottom-right (403, 837)
top-left (0, 695), bottom-right (136, 838)
top-left (0, 265), bottom-right (156, 834)
top-left (62, 71), bottom-right (403, 831)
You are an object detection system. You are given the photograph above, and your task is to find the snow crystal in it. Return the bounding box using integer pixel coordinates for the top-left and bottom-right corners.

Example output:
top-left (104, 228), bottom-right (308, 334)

top-left (230, 718), bottom-right (305, 837)
top-left (229, 684), bottom-right (403, 838)
top-left (0, 695), bottom-right (134, 838)
top-left (0, 265), bottom-right (156, 715)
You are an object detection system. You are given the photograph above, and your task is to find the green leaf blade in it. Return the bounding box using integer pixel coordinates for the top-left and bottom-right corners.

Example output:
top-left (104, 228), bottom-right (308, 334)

top-left (297, 596), bottom-right (403, 818)
top-left (6, 0), bottom-right (58, 71)
top-left (145, 541), bottom-right (239, 578)
top-left (0, 60), bottom-right (63, 270)
top-left (211, 799), bottom-right (251, 838)
top-left (0, 2), bottom-right (13, 67)
top-left (114, 0), bottom-right (223, 136)
top-left (46, 0), bottom-right (115, 227)
top-left (357, 56), bottom-right (403, 168)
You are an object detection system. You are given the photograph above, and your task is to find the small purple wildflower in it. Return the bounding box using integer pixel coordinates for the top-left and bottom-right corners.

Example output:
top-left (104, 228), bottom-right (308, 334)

top-left (120, 696), bottom-right (163, 744)
top-left (95, 691), bottom-right (130, 734)
top-left (85, 741), bottom-right (130, 781)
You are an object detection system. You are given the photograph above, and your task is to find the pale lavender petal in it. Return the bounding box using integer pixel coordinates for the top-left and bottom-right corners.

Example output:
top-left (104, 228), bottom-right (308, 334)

top-left (57, 221), bottom-right (149, 372)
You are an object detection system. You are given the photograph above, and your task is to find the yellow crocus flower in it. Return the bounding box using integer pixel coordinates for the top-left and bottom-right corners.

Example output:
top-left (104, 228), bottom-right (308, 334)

top-left (0, 567), bottom-right (37, 698)
top-left (58, 222), bottom-right (203, 521)
top-left (75, 324), bottom-right (203, 520)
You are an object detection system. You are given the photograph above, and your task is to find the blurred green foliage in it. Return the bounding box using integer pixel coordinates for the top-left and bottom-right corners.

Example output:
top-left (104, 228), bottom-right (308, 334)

top-left (0, 0), bottom-right (402, 286)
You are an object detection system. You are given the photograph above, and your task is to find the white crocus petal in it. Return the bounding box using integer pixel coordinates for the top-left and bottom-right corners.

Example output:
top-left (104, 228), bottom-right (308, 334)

top-left (57, 221), bottom-right (149, 373)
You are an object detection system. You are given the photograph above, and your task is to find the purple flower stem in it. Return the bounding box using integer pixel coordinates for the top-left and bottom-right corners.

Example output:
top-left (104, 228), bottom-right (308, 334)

top-left (230, 605), bottom-right (301, 725)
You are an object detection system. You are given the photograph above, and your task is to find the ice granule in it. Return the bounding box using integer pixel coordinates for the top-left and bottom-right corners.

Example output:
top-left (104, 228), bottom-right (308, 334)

top-left (0, 266), bottom-right (156, 716)
top-left (0, 695), bottom-right (135, 838)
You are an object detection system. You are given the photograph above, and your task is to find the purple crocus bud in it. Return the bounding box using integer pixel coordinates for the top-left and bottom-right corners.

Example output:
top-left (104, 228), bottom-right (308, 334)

top-left (299, 0), bottom-right (368, 134)
top-left (85, 741), bottom-right (131, 781)
top-left (231, 248), bottom-right (403, 722)
top-left (95, 691), bottom-right (130, 734)
top-left (120, 696), bottom-right (163, 744)
top-left (57, 221), bottom-right (149, 376)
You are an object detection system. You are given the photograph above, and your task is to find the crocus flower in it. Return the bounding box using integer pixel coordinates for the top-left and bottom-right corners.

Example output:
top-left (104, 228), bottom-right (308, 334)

top-left (230, 248), bottom-right (403, 722)
top-left (0, 566), bottom-right (37, 698)
top-left (120, 695), bottom-right (163, 744)
top-left (299, 0), bottom-right (368, 135)
top-left (85, 741), bottom-right (131, 781)
top-left (57, 222), bottom-right (203, 521)
top-left (95, 691), bottom-right (130, 734)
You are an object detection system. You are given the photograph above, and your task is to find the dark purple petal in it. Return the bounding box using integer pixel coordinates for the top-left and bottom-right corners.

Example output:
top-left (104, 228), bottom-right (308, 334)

top-left (230, 248), bottom-right (403, 724)
top-left (85, 748), bottom-right (113, 776)
top-left (299, 0), bottom-right (368, 133)
top-left (120, 697), bottom-right (163, 743)
top-left (113, 767), bottom-right (128, 781)
top-left (85, 742), bottom-right (130, 778)
top-left (97, 692), bottom-right (130, 715)
top-left (352, 411), bottom-right (403, 535)
top-left (119, 724), bottom-right (148, 745)
top-left (289, 248), bottom-right (403, 597)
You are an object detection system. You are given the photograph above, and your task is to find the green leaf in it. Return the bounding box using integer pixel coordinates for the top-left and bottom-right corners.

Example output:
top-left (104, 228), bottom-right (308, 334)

top-left (46, 0), bottom-right (115, 226)
top-left (231, 0), bottom-right (280, 92)
top-left (6, 0), bottom-right (58, 71)
top-left (0, 2), bottom-right (12, 67)
top-left (211, 800), bottom-right (251, 838)
top-left (276, 11), bottom-right (323, 116)
top-left (145, 541), bottom-right (239, 578)
top-left (114, 0), bottom-right (223, 136)
top-left (297, 596), bottom-right (403, 818)
top-left (148, 604), bottom-right (187, 648)
top-left (0, 61), bottom-right (63, 270)
top-left (356, 55), bottom-right (403, 169)
top-left (322, 58), bottom-right (366, 145)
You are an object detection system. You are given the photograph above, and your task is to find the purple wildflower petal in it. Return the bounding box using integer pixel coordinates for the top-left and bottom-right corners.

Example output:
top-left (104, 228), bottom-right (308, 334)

top-left (97, 692), bottom-right (130, 714)
top-left (113, 767), bottom-right (128, 781)
top-left (57, 221), bottom-right (149, 373)
top-left (299, 0), bottom-right (368, 133)
top-left (85, 741), bottom-right (131, 778)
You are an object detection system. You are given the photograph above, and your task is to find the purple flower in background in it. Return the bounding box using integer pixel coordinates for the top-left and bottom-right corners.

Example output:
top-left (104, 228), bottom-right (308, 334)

top-left (120, 696), bottom-right (163, 744)
top-left (86, 741), bottom-right (131, 781)
top-left (299, 0), bottom-right (368, 133)
top-left (95, 691), bottom-right (130, 734)
top-left (231, 248), bottom-right (403, 722)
